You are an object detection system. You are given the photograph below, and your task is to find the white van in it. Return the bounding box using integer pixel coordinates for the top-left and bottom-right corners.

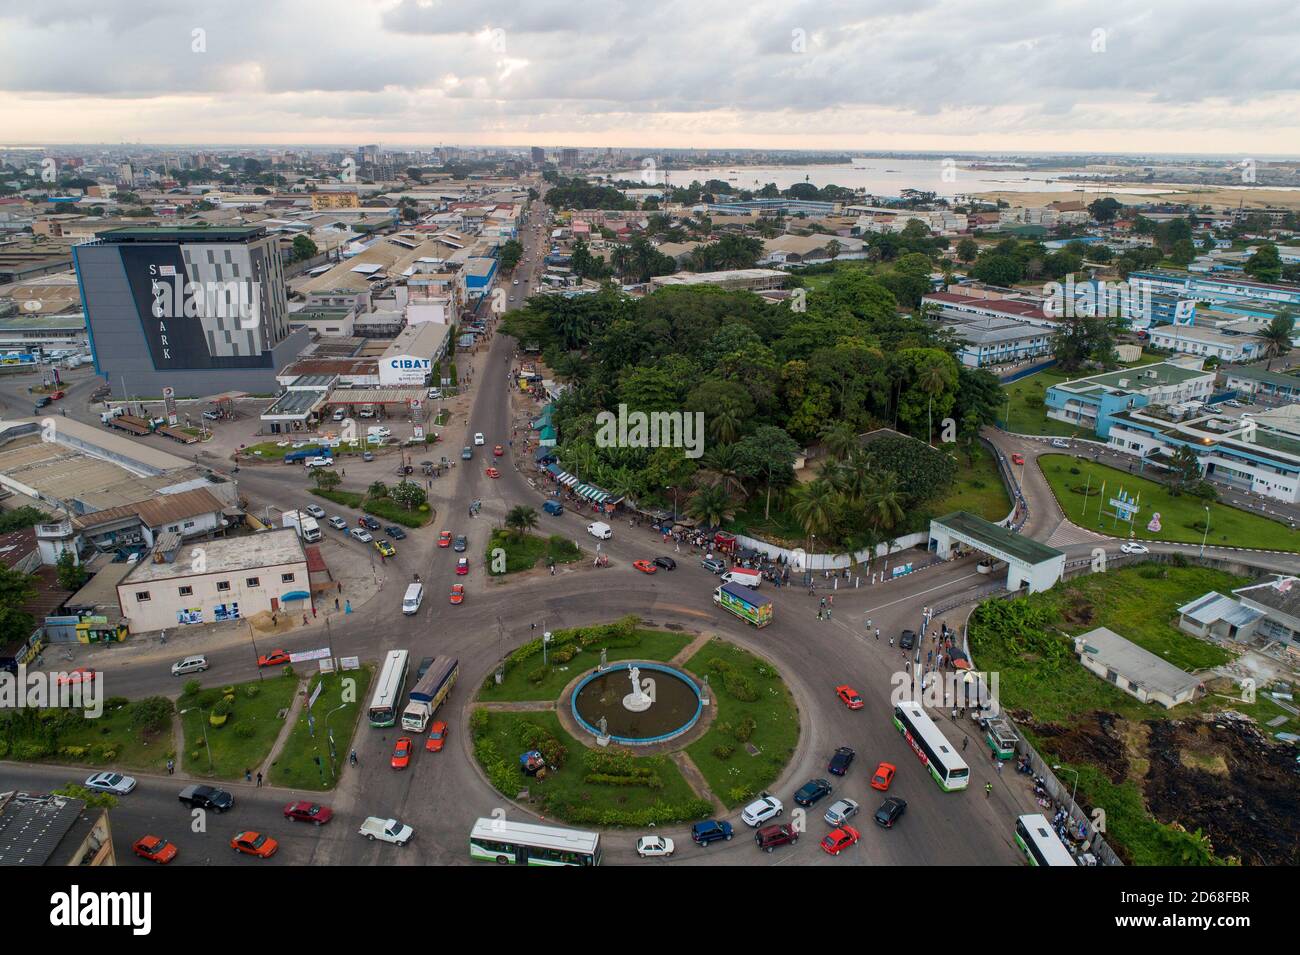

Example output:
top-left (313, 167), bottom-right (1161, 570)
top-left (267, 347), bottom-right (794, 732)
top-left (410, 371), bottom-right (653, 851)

top-left (721, 568), bottom-right (762, 589)
top-left (402, 582), bottom-right (424, 615)
top-left (171, 655), bottom-right (209, 676)
top-left (586, 521), bottom-right (612, 540)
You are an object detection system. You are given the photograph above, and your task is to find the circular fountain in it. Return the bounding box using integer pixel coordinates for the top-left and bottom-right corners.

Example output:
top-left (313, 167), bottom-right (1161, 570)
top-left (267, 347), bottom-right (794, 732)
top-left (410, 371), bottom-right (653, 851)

top-left (570, 662), bottom-right (703, 745)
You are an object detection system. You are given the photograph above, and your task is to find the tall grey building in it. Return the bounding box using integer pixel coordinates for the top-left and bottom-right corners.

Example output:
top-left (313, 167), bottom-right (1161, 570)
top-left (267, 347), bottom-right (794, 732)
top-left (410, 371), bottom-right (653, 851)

top-left (73, 226), bottom-right (309, 398)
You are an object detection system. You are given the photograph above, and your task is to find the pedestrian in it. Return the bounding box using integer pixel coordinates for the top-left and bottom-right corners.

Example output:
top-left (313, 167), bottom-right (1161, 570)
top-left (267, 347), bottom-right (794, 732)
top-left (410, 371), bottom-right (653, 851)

top-left (951, 707), bottom-right (957, 720)
top-left (303, 613), bottom-right (309, 625)
top-left (166, 758), bottom-right (175, 775)
top-left (311, 606), bottom-right (317, 618)
top-left (962, 736), bottom-right (969, 751)
top-left (819, 597), bottom-right (826, 609)
top-left (826, 608), bottom-right (832, 619)
top-left (985, 782), bottom-right (992, 797)
top-left (874, 628), bottom-right (880, 641)
top-left (889, 636), bottom-right (894, 647)
top-left (256, 771), bottom-right (263, 787)
top-left (827, 594), bottom-right (833, 607)
top-left (335, 597), bottom-right (340, 610)
top-left (245, 769), bottom-right (252, 783)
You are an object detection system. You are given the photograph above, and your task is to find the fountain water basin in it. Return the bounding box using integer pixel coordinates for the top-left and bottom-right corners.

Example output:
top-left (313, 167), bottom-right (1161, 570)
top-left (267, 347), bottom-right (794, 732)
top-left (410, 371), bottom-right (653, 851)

top-left (570, 662), bottom-right (703, 745)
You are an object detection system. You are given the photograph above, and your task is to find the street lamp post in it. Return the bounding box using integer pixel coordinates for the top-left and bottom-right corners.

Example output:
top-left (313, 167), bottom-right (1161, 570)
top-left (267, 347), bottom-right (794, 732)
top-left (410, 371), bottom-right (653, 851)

top-left (1053, 763), bottom-right (1080, 815)
top-left (1200, 505), bottom-right (1211, 557)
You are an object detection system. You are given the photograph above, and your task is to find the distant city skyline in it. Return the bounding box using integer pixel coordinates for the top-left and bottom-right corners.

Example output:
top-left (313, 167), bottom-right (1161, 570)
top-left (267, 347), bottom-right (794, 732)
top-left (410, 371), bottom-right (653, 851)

top-left (2, 0), bottom-right (1299, 153)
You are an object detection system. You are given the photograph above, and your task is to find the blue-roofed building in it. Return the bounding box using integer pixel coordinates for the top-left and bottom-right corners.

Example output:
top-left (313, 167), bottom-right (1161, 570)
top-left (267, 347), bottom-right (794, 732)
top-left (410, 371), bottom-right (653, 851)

top-left (1044, 359), bottom-right (1216, 438)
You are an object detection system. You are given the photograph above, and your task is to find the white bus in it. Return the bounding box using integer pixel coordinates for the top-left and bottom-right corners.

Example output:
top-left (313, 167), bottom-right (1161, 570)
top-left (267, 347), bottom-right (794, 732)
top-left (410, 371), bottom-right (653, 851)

top-left (892, 700), bottom-right (970, 791)
top-left (1015, 814), bottom-right (1077, 866)
top-left (469, 817), bottom-right (602, 866)
top-left (368, 650), bottom-right (410, 728)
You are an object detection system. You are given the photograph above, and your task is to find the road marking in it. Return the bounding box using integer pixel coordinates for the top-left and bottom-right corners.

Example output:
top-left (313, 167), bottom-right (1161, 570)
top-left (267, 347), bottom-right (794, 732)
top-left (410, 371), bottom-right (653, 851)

top-left (863, 572), bottom-right (981, 614)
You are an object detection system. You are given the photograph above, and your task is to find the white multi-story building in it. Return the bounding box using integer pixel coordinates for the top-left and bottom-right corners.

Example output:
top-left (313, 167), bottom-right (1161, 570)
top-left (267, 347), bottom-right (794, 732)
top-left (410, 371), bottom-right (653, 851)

top-left (1147, 324), bottom-right (1263, 363)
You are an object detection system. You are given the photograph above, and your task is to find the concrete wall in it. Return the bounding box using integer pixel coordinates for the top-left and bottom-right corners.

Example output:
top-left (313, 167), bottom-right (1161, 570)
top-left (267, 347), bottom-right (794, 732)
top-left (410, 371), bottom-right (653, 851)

top-left (117, 557), bottom-right (308, 633)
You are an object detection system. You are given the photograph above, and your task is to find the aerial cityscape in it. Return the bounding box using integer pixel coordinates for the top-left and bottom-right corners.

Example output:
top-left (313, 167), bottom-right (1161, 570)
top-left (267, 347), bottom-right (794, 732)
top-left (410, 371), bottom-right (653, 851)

top-left (0, 0), bottom-right (1296, 920)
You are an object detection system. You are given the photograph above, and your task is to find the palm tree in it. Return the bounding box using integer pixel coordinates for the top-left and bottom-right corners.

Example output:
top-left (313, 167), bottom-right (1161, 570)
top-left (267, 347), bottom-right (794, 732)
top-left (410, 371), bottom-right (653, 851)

top-left (709, 406), bottom-right (742, 446)
top-left (790, 478), bottom-right (837, 541)
top-left (685, 484), bottom-right (735, 527)
top-left (916, 362), bottom-right (951, 444)
top-left (818, 421), bottom-right (857, 461)
top-left (697, 444), bottom-right (747, 500)
top-left (504, 505), bottom-right (539, 541)
top-left (1260, 310), bottom-right (1295, 370)
top-left (367, 481), bottom-right (387, 499)
top-left (863, 472), bottom-right (906, 533)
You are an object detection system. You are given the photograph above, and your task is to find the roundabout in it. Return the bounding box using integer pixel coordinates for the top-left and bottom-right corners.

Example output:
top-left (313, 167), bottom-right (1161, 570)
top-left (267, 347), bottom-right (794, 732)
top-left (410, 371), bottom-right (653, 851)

top-left (469, 618), bottom-right (801, 828)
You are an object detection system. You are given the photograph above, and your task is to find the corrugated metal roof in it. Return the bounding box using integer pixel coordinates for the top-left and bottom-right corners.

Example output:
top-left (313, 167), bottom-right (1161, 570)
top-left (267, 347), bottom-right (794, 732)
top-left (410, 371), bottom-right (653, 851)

top-left (75, 486), bottom-right (225, 530)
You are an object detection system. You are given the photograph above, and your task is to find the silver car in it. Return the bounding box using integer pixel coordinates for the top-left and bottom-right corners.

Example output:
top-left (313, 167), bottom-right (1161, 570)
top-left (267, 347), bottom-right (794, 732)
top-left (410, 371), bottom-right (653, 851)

top-left (85, 771), bottom-right (137, 795)
top-left (824, 797), bottom-right (860, 827)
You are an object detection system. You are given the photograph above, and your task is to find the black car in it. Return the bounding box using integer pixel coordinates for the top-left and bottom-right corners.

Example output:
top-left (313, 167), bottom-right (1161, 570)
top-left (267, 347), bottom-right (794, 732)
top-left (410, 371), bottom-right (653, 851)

top-left (384, 526), bottom-right (407, 540)
top-left (416, 656), bottom-right (435, 680)
top-left (691, 820), bottom-right (734, 846)
top-left (793, 778), bottom-right (833, 807)
top-left (828, 746), bottom-right (855, 777)
top-left (899, 629), bottom-right (916, 650)
top-left (453, 535), bottom-right (467, 553)
top-left (653, 556), bottom-right (677, 571)
top-left (874, 796), bottom-right (907, 829)
top-left (178, 784), bottom-right (234, 813)
top-left (359, 516), bottom-right (381, 531)
top-left (35, 395), bottom-right (52, 408)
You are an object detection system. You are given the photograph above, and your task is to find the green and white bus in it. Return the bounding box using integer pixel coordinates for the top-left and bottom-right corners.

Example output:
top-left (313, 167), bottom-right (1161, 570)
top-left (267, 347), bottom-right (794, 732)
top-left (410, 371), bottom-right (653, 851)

top-left (368, 650), bottom-right (409, 727)
top-left (469, 818), bottom-right (602, 866)
top-left (892, 700), bottom-right (970, 791)
top-left (1015, 814), bottom-right (1077, 866)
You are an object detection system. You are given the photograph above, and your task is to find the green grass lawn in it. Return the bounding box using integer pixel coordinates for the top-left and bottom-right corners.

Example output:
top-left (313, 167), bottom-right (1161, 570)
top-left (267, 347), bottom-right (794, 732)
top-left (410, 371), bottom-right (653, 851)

top-left (0, 697), bottom-right (175, 772)
top-left (1000, 355), bottom-right (1162, 436)
top-left (1039, 454), bottom-right (1300, 552)
top-left (685, 638), bottom-right (799, 807)
top-left (486, 528), bottom-right (582, 575)
top-left (472, 709), bottom-right (710, 826)
top-left (311, 487), bottom-right (364, 508)
top-left (177, 675), bottom-right (299, 780)
top-left (1039, 564), bottom-right (1242, 672)
top-left (269, 666), bottom-right (373, 790)
top-left (932, 443), bottom-right (1013, 522)
top-left (478, 629), bottom-right (691, 703)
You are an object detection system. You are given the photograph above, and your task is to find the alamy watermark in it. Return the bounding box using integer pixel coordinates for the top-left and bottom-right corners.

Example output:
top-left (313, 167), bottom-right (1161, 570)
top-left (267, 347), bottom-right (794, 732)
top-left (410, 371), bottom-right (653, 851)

top-left (595, 403), bottom-right (704, 459)
top-left (151, 273), bottom-right (262, 330)
top-left (0, 664), bottom-right (103, 718)
top-left (1042, 275), bottom-right (1151, 322)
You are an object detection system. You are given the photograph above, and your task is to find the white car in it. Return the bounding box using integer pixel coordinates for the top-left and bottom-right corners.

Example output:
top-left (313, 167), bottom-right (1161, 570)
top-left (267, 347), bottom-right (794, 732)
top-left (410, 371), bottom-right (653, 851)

top-left (1050, 438), bottom-right (1070, 448)
top-left (473, 433), bottom-right (485, 446)
top-left (824, 797), bottom-right (860, 827)
top-left (636, 835), bottom-right (675, 858)
top-left (513, 278), bottom-right (520, 285)
top-left (358, 816), bottom-right (413, 845)
top-left (427, 388), bottom-right (442, 400)
top-left (85, 771), bottom-right (136, 795)
top-left (741, 794), bottom-right (783, 827)
top-left (332, 408), bottom-right (347, 421)
top-left (350, 528), bottom-right (373, 543)
top-left (1120, 542), bottom-right (1149, 555)
top-left (328, 516), bottom-right (348, 530)
top-left (304, 504), bottom-right (326, 519)
top-left (368, 426), bottom-right (392, 439)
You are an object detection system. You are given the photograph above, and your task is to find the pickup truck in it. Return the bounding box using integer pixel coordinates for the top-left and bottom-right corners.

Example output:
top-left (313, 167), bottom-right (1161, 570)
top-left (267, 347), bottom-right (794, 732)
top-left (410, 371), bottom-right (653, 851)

top-left (358, 816), bottom-right (413, 845)
top-left (178, 784), bottom-right (234, 813)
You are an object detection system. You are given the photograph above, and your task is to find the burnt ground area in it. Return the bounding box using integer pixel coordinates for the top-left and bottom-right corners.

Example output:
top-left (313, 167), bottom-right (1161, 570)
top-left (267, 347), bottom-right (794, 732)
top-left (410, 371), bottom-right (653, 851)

top-left (1016, 709), bottom-right (1300, 865)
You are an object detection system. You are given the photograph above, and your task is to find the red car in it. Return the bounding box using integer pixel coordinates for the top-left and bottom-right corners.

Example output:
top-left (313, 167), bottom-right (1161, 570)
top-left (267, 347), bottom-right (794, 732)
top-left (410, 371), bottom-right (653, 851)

top-left (632, 559), bottom-right (658, 574)
top-left (231, 831), bottom-right (278, 858)
top-left (485, 467), bottom-right (500, 479)
top-left (283, 801), bottom-right (333, 826)
top-left (426, 720), bottom-right (448, 753)
top-left (493, 445), bottom-right (504, 457)
top-left (820, 825), bottom-right (860, 856)
top-left (456, 557), bottom-right (469, 576)
top-left (132, 835), bottom-right (178, 864)
top-left (835, 685), bottom-right (864, 710)
top-left (57, 667), bottom-right (96, 687)
top-left (438, 530), bottom-right (452, 548)
top-left (258, 649), bottom-right (291, 667)
top-left (391, 736), bottom-right (413, 769)
top-left (1011, 453), bottom-right (1025, 466)
top-left (49, 390), bottom-right (65, 401)
top-left (871, 762), bottom-right (897, 791)
top-left (449, 583), bottom-right (465, 604)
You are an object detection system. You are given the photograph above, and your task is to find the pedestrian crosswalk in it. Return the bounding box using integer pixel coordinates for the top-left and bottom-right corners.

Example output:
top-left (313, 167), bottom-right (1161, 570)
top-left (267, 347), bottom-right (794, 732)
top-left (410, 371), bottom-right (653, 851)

top-left (1045, 520), bottom-right (1107, 548)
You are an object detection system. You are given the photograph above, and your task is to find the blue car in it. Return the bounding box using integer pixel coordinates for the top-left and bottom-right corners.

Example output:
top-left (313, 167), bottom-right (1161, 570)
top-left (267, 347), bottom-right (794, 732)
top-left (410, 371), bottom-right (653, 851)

top-left (542, 500), bottom-right (564, 516)
top-left (691, 820), bottom-right (734, 846)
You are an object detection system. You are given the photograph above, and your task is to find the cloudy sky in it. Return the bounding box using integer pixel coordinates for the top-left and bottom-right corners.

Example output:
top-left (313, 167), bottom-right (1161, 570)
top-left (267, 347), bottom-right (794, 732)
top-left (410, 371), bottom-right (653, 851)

top-left (2, 0), bottom-right (1299, 154)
